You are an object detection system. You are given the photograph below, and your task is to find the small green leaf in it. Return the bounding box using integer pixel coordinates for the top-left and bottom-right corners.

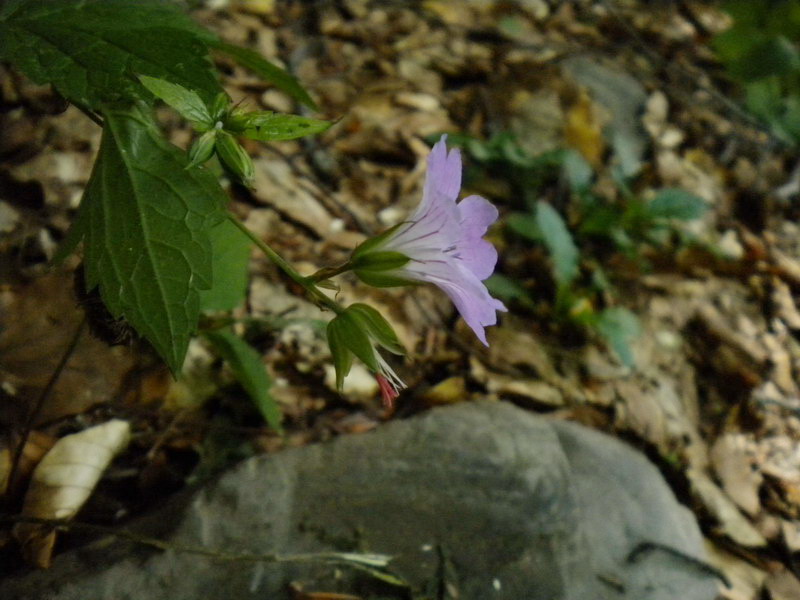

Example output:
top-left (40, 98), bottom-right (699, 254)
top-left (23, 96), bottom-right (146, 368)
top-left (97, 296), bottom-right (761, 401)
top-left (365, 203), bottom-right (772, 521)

top-left (647, 189), bottom-right (708, 221)
top-left (562, 149), bottom-right (593, 194)
top-left (200, 219), bottom-right (251, 312)
top-left (347, 304), bottom-right (404, 355)
top-left (594, 307), bottom-right (640, 368)
top-left (138, 75), bottom-right (212, 125)
top-left (210, 92), bottom-right (230, 121)
top-left (506, 212), bottom-right (541, 242)
top-left (216, 130), bottom-right (254, 186)
top-left (0, 0), bottom-right (223, 108)
top-left (484, 274), bottom-right (535, 309)
top-left (206, 328), bottom-right (281, 431)
top-left (536, 201), bottom-right (579, 288)
top-left (75, 103), bottom-right (227, 374)
top-left (187, 130), bottom-right (217, 169)
top-left (228, 111), bottom-right (332, 142)
top-left (209, 40), bottom-right (319, 111)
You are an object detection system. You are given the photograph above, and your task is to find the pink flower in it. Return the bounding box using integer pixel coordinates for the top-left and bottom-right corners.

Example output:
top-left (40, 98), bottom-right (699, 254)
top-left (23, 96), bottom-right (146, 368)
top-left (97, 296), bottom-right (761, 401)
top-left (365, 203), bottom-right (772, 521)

top-left (355, 135), bottom-right (506, 345)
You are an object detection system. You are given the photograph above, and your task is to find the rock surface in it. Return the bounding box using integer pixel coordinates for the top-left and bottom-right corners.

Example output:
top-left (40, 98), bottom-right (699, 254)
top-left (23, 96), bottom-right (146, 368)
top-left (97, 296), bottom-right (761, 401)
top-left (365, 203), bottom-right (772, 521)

top-left (0, 402), bottom-right (718, 599)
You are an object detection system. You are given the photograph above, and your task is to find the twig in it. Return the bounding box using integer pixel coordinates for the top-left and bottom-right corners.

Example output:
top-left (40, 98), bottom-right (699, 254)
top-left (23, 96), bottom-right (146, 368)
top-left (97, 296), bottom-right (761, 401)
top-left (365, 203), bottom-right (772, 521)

top-left (6, 316), bottom-right (86, 499)
top-left (0, 515), bottom-right (407, 587)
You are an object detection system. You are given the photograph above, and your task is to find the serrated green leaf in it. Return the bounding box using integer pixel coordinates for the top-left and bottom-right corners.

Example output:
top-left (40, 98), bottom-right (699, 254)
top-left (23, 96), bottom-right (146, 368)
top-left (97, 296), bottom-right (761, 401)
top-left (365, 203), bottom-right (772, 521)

top-left (200, 219), bottom-right (251, 312)
top-left (230, 111), bottom-right (332, 142)
top-left (216, 130), bottom-right (254, 186)
top-left (536, 201), bottom-right (579, 288)
top-left (347, 304), bottom-right (404, 355)
top-left (138, 75), bottom-right (211, 125)
top-left (209, 40), bottom-right (318, 111)
top-left (647, 189), bottom-right (708, 221)
top-left (205, 328), bottom-right (281, 431)
top-left (594, 307), bottom-right (640, 368)
top-left (0, 0), bottom-right (222, 108)
top-left (76, 103), bottom-right (227, 374)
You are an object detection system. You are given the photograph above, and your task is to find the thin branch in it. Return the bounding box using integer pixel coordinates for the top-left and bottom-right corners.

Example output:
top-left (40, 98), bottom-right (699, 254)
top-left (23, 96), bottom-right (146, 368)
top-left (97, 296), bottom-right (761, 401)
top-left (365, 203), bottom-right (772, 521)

top-left (6, 317), bottom-right (86, 498)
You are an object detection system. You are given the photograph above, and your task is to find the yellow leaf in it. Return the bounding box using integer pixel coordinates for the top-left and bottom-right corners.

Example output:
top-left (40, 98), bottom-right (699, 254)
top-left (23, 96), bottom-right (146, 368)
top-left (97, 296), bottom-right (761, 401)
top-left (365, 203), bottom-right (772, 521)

top-left (564, 89), bottom-right (606, 168)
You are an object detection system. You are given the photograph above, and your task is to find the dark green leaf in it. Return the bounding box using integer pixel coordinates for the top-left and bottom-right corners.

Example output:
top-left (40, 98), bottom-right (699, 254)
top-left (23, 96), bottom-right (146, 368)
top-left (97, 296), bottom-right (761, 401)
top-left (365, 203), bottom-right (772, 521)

top-left (229, 111), bottom-right (332, 142)
top-left (594, 307), bottom-right (640, 368)
top-left (199, 219), bottom-right (251, 312)
top-left (205, 328), bottom-right (281, 431)
top-left (647, 189), bottom-right (708, 221)
top-left (734, 36), bottom-right (800, 82)
top-left (209, 40), bottom-right (318, 111)
top-left (536, 201), bottom-right (579, 287)
top-left (354, 269), bottom-right (418, 288)
top-left (506, 212), bottom-right (540, 241)
top-left (138, 75), bottom-right (211, 125)
top-left (351, 222), bottom-right (405, 259)
top-left (75, 103), bottom-right (227, 374)
top-left (0, 0), bottom-right (222, 108)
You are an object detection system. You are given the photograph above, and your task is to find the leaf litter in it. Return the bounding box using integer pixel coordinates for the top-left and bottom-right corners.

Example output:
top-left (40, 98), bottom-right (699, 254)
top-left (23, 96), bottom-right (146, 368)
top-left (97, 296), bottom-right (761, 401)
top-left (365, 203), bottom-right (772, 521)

top-left (2, 1), bottom-right (800, 596)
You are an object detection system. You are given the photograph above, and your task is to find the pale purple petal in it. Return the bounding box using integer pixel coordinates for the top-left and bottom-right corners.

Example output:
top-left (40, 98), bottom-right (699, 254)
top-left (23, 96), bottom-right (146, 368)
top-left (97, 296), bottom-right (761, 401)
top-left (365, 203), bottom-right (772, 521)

top-left (456, 195), bottom-right (499, 280)
top-left (410, 135), bottom-right (461, 222)
top-left (398, 260), bottom-right (507, 346)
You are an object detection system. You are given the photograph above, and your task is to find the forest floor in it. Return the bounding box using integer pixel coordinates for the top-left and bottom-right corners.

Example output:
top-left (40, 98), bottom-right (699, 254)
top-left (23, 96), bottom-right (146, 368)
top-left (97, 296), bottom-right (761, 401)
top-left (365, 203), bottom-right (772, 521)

top-left (2, 1), bottom-right (800, 598)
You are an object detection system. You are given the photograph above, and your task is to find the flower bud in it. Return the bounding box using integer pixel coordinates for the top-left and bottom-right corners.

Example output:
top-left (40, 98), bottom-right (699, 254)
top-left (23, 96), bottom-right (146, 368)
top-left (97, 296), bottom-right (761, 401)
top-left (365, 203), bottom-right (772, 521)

top-left (216, 130), bottom-right (255, 186)
top-left (186, 130), bottom-right (216, 169)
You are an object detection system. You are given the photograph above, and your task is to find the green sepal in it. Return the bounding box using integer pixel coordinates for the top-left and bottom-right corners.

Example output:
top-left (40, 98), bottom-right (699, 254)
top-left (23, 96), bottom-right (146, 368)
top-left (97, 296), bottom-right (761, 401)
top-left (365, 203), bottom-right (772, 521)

top-left (351, 222), bottom-right (405, 259)
top-left (138, 75), bottom-right (212, 126)
top-left (216, 130), bottom-right (254, 186)
top-left (354, 269), bottom-right (419, 288)
top-left (328, 312), bottom-right (379, 372)
top-left (350, 250), bottom-right (410, 272)
top-left (326, 317), bottom-right (354, 391)
top-left (347, 304), bottom-right (404, 355)
top-left (187, 130), bottom-right (217, 169)
top-left (210, 92), bottom-right (230, 122)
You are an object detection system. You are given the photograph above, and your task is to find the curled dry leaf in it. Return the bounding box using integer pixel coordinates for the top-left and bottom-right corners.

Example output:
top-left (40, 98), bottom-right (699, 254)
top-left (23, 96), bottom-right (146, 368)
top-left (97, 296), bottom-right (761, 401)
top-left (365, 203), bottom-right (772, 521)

top-left (13, 420), bottom-right (131, 567)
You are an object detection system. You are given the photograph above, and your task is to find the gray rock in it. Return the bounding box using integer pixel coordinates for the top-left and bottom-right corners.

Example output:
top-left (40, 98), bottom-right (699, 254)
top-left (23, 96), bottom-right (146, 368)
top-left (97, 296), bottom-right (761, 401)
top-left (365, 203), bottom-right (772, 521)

top-left (0, 402), bottom-right (718, 599)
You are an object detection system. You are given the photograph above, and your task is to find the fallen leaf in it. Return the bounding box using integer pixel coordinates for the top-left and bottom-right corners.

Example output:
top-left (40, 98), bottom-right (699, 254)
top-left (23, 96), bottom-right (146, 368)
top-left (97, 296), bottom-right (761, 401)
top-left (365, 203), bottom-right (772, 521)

top-left (710, 434), bottom-right (762, 517)
top-left (13, 420), bottom-right (131, 567)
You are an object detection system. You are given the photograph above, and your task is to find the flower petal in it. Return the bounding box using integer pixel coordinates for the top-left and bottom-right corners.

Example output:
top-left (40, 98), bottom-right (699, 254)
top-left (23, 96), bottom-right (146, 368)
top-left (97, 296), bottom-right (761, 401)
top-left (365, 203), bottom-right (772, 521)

top-left (398, 260), bottom-right (506, 345)
top-left (456, 195), bottom-right (499, 280)
top-left (411, 135), bottom-right (461, 222)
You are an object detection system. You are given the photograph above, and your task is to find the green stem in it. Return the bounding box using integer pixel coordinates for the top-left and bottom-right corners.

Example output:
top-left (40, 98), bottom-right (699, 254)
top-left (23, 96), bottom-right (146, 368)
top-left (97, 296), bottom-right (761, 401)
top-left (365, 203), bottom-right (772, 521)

top-left (226, 213), bottom-right (343, 315)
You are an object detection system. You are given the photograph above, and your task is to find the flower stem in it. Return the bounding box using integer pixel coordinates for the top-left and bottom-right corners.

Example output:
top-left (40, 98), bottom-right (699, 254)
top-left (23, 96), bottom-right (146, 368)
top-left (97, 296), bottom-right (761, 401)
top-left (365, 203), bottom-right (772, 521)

top-left (226, 213), bottom-right (344, 315)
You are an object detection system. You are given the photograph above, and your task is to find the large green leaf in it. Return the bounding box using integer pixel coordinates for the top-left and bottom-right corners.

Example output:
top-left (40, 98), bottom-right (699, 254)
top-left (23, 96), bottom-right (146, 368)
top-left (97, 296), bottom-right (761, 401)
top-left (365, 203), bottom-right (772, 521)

top-left (210, 40), bottom-right (319, 111)
top-left (205, 328), bottom-right (281, 431)
top-left (199, 218), bottom-right (251, 313)
top-left (74, 103), bottom-right (227, 373)
top-left (0, 0), bottom-right (222, 108)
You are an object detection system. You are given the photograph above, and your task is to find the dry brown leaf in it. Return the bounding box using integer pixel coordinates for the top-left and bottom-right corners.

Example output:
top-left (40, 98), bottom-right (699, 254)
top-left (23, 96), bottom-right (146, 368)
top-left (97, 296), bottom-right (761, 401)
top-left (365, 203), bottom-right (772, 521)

top-left (0, 431), bottom-right (56, 498)
top-left (710, 434), bottom-right (762, 517)
top-left (705, 539), bottom-right (767, 600)
top-left (13, 420), bottom-right (131, 567)
top-left (765, 568), bottom-right (800, 600)
top-left (689, 469), bottom-right (767, 547)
